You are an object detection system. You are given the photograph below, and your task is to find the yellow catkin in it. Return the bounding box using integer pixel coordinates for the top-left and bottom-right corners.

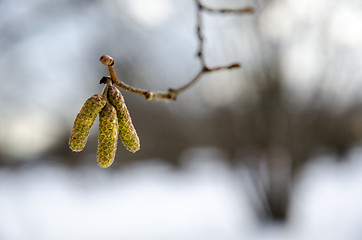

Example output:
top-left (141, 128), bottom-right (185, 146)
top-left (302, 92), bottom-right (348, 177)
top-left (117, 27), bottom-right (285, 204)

top-left (69, 94), bottom-right (106, 152)
top-left (97, 102), bottom-right (119, 168)
top-left (107, 85), bottom-right (140, 153)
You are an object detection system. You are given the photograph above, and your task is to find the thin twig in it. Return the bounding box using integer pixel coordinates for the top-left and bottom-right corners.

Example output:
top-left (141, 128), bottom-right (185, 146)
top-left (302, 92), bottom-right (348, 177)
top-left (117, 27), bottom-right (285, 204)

top-left (99, 1), bottom-right (253, 101)
top-left (200, 5), bottom-right (254, 14)
top-left (196, 0), bottom-right (206, 68)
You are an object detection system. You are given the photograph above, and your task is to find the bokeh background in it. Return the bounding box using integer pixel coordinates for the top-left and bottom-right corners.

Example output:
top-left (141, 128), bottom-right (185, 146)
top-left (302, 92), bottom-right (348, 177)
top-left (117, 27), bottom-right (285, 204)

top-left (1, 0), bottom-right (362, 239)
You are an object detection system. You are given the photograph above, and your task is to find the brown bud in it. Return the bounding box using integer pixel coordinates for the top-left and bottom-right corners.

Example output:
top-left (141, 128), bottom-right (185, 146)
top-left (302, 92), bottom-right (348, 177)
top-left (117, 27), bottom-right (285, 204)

top-left (97, 102), bottom-right (119, 168)
top-left (69, 94), bottom-right (106, 152)
top-left (100, 55), bottom-right (114, 66)
top-left (107, 85), bottom-right (140, 153)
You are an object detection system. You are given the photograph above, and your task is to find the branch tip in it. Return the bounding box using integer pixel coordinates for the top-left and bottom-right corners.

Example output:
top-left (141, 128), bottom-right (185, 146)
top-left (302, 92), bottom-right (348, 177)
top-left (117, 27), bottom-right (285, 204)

top-left (100, 55), bottom-right (114, 66)
top-left (228, 63), bottom-right (241, 69)
top-left (241, 6), bottom-right (254, 14)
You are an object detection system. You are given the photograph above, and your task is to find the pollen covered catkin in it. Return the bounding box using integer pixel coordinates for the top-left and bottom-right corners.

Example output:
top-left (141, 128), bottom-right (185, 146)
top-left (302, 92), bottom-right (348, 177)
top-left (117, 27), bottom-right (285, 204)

top-left (69, 94), bottom-right (107, 152)
top-left (97, 102), bottom-right (119, 168)
top-left (107, 85), bottom-right (140, 153)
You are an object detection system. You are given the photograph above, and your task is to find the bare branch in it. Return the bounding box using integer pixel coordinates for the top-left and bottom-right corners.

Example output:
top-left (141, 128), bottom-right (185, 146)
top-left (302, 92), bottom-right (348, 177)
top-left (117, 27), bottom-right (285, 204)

top-left (99, 1), bottom-right (253, 101)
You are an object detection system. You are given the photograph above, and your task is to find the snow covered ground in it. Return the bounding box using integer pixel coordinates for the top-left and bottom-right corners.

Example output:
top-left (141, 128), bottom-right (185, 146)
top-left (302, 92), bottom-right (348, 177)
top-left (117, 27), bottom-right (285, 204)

top-left (1, 148), bottom-right (362, 240)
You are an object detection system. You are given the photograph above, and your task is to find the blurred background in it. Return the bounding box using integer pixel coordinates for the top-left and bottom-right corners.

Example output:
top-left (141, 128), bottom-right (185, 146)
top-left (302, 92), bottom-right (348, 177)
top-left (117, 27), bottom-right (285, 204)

top-left (1, 0), bottom-right (362, 239)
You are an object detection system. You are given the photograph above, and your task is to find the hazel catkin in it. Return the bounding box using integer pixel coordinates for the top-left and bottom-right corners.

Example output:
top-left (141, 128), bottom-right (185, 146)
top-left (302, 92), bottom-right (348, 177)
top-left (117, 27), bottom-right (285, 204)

top-left (69, 94), bottom-right (106, 152)
top-left (97, 102), bottom-right (119, 168)
top-left (107, 85), bottom-right (140, 153)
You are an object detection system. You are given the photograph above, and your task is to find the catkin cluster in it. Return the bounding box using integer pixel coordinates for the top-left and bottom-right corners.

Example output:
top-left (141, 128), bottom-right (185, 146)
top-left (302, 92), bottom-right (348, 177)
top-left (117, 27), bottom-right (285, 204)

top-left (69, 86), bottom-right (140, 168)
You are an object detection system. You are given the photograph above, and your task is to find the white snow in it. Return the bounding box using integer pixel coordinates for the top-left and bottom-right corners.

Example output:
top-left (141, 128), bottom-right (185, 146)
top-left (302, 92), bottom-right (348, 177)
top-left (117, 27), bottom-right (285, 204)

top-left (0, 148), bottom-right (362, 240)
